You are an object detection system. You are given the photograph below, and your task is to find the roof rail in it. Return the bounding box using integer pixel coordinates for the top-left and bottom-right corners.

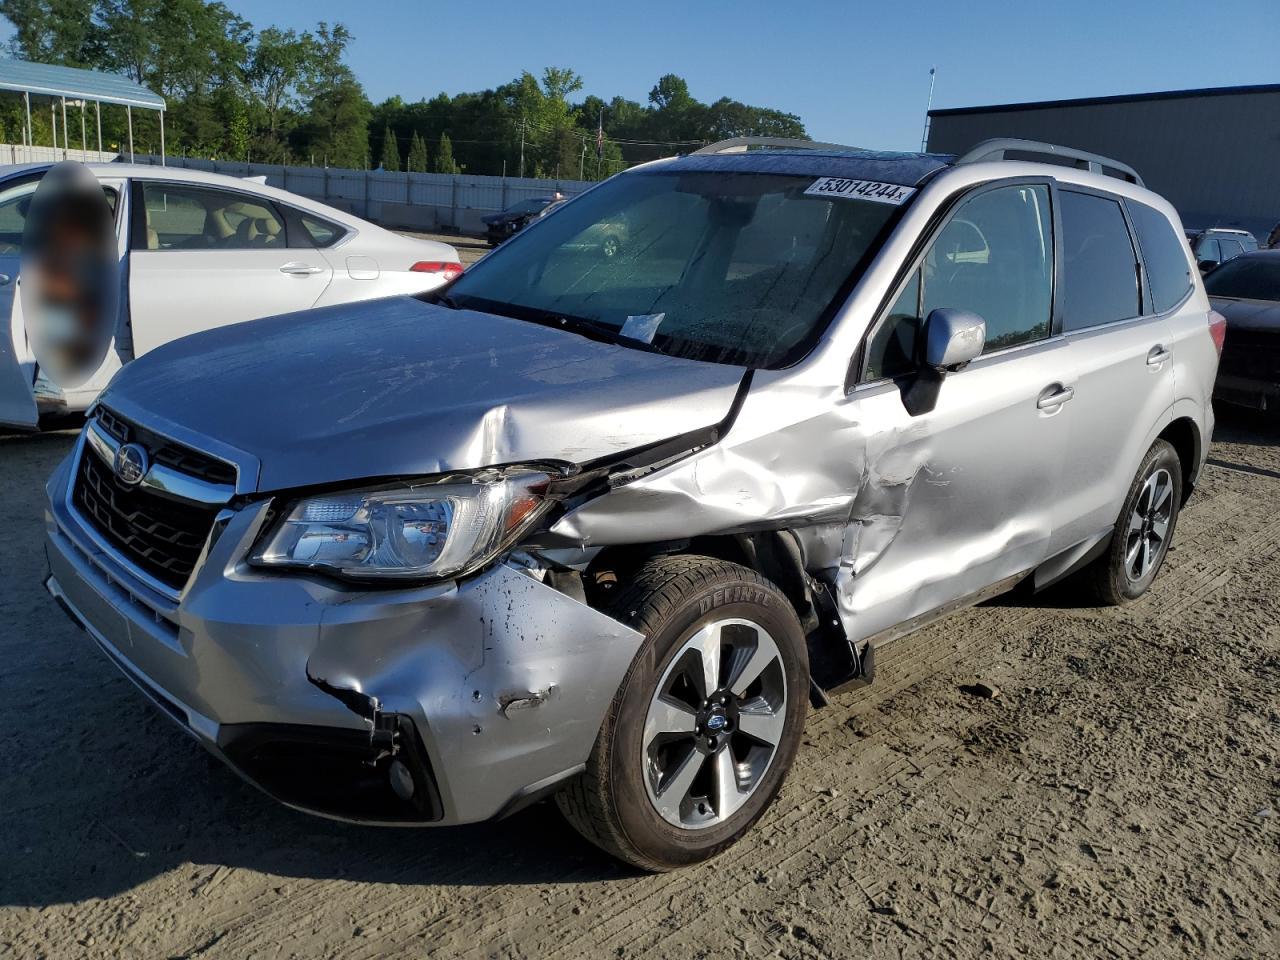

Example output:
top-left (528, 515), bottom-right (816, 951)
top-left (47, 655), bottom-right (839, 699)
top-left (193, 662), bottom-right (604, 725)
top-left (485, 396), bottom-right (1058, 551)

top-left (956, 138), bottom-right (1144, 186)
top-left (692, 136), bottom-right (863, 155)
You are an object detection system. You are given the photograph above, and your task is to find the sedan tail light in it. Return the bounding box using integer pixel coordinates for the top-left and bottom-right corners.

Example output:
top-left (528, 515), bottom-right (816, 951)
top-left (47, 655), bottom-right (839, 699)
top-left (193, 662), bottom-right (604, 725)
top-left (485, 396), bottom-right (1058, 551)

top-left (1208, 309), bottom-right (1227, 355)
top-left (411, 261), bottom-right (464, 281)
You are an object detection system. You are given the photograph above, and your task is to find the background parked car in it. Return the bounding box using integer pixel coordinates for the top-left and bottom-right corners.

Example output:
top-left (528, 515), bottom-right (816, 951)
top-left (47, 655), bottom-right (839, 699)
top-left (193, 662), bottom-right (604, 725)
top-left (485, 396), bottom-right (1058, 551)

top-left (482, 194), bottom-right (564, 245)
top-left (1186, 227), bottom-right (1258, 273)
top-left (1204, 249), bottom-right (1280, 412)
top-left (0, 162), bottom-right (463, 430)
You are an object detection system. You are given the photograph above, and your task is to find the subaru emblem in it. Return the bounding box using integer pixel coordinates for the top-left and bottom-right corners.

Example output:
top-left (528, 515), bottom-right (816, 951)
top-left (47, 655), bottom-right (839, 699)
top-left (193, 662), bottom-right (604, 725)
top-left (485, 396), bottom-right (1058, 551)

top-left (113, 442), bottom-right (149, 486)
top-left (706, 713), bottom-right (727, 732)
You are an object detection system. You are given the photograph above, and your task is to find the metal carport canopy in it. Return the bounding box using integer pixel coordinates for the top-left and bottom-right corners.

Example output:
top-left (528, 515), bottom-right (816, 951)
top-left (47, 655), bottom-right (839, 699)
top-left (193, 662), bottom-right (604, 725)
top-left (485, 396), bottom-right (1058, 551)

top-left (0, 60), bottom-right (164, 110)
top-left (0, 59), bottom-right (165, 163)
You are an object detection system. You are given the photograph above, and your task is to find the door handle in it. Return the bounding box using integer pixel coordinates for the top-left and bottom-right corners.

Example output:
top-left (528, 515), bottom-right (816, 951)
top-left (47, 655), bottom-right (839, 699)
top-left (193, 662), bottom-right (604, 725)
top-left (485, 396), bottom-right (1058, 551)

top-left (1036, 384), bottom-right (1075, 410)
top-left (1147, 345), bottom-right (1172, 366)
top-left (279, 262), bottom-right (324, 276)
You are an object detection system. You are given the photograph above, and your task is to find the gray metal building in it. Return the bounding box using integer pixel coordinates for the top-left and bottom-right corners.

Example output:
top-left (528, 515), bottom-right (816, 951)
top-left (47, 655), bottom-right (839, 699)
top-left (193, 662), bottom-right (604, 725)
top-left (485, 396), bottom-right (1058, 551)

top-left (926, 84), bottom-right (1280, 241)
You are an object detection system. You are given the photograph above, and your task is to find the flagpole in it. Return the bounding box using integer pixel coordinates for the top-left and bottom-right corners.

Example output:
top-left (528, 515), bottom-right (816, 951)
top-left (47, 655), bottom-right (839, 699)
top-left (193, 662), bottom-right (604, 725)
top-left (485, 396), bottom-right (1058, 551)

top-left (920, 66), bottom-right (937, 152)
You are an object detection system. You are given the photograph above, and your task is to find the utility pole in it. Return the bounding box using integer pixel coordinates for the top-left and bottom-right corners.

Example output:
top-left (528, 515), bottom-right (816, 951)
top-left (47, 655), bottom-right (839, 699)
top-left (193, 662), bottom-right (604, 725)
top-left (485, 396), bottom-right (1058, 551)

top-left (920, 66), bottom-right (937, 153)
top-left (579, 138), bottom-right (587, 180)
top-left (518, 116), bottom-right (525, 179)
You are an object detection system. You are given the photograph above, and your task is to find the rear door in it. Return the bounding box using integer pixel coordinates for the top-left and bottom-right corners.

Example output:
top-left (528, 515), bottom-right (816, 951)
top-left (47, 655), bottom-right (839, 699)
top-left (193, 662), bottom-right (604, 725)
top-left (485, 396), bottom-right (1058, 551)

top-left (1047, 188), bottom-right (1176, 555)
top-left (128, 180), bottom-right (334, 355)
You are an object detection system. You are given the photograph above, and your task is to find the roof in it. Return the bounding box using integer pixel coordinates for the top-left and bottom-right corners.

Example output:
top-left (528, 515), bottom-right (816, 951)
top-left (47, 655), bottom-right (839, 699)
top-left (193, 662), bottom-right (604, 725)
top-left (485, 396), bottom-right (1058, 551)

top-left (929, 83), bottom-right (1280, 118)
top-left (0, 60), bottom-right (164, 110)
top-left (656, 149), bottom-right (954, 187)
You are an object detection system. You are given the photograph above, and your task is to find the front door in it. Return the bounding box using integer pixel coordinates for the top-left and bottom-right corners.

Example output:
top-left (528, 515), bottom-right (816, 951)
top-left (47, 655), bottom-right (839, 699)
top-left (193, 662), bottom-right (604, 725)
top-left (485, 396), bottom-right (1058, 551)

top-left (128, 180), bottom-right (334, 355)
top-left (844, 181), bottom-right (1071, 643)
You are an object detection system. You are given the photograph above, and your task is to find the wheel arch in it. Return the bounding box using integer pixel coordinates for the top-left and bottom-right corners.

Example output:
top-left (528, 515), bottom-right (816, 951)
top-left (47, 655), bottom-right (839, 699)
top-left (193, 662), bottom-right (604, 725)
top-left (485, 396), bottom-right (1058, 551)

top-left (1157, 415), bottom-right (1201, 504)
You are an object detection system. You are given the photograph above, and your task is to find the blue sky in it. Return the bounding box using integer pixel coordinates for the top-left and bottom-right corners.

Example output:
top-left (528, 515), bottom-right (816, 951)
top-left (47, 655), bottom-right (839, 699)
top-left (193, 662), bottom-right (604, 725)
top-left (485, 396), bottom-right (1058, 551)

top-left (20, 0), bottom-right (1280, 150)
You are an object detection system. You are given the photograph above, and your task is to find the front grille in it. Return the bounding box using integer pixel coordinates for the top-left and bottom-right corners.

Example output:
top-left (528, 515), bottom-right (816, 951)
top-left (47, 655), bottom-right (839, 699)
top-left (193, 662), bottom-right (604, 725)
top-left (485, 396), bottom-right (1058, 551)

top-left (1220, 330), bottom-right (1280, 382)
top-left (73, 433), bottom-right (223, 592)
top-left (96, 406), bottom-right (237, 486)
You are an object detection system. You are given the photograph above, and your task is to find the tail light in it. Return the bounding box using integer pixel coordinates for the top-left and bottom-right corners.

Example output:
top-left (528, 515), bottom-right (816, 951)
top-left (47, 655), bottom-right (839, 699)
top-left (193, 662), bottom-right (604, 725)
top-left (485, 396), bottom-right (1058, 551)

top-left (1208, 309), bottom-right (1227, 355)
top-left (411, 261), bottom-right (464, 282)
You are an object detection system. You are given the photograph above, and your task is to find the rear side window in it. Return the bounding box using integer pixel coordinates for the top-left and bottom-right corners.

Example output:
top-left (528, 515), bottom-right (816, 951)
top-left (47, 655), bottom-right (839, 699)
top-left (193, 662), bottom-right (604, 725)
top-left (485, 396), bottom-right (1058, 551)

top-left (1219, 238), bottom-right (1244, 260)
top-left (290, 209), bottom-right (345, 248)
top-left (1128, 201), bottom-right (1193, 313)
top-left (139, 182), bottom-right (286, 250)
top-left (1059, 191), bottom-right (1140, 331)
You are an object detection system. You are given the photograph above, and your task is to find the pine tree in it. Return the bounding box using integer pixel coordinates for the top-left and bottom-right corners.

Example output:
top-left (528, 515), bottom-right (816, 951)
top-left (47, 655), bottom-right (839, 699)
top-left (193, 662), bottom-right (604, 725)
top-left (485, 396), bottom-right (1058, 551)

top-left (406, 131), bottom-right (429, 172)
top-left (434, 132), bottom-right (460, 174)
top-left (380, 123), bottom-right (401, 171)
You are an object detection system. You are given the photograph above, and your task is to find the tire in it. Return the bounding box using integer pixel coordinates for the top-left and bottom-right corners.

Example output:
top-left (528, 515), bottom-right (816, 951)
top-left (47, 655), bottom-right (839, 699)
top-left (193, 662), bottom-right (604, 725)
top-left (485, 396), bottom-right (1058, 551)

top-left (1084, 438), bottom-right (1183, 605)
top-left (556, 555), bottom-right (808, 871)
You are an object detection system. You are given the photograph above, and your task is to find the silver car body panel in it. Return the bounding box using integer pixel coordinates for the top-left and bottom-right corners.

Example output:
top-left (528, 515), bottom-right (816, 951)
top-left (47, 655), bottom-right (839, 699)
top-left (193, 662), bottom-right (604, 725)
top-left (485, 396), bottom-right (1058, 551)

top-left (43, 151), bottom-right (1216, 823)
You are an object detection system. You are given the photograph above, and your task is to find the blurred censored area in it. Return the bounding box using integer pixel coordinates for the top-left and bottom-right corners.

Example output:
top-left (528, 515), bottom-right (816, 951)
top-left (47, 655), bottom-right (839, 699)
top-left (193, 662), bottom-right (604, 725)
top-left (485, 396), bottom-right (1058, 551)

top-left (21, 161), bottom-right (118, 388)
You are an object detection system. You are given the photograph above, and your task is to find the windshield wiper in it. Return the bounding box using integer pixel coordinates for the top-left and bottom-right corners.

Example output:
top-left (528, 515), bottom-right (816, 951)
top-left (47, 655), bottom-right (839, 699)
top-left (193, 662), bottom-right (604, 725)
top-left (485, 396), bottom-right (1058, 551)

top-left (464, 298), bottom-right (662, 352)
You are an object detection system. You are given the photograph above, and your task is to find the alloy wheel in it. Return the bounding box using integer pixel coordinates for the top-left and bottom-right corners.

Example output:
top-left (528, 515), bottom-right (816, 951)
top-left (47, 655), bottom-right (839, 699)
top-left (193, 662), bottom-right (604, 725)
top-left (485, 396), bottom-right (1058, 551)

top-left (1125, 467), bottom-right (1174, 582)
top-left (641, 618), bottom-right (788, 830)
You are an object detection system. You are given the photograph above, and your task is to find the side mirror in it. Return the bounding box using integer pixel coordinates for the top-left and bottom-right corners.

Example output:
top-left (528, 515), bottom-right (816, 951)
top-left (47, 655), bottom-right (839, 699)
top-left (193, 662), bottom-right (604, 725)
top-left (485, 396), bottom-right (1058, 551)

top-left (1198, 260), bottom-right (1217, 274)
top-left (903, 308), bottom-right (986, 417)
top-left (923, 308), bottom-right (986, 371)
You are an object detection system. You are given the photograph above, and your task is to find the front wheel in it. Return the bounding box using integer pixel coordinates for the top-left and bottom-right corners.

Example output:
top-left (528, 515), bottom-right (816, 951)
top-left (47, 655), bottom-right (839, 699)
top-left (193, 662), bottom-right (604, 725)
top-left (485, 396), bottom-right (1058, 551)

top-left (1085, 438), bottom-right (1183, 604)
top-left (557, 555), bottom-right (808, 871)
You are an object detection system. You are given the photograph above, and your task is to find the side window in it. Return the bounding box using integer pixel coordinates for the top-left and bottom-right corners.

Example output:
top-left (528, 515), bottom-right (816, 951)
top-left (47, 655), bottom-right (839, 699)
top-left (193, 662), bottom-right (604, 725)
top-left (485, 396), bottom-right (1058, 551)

top-left (864, 271), bottom-right (921, 381)
top-left (1059, 191), bottom-right (1140, 331)
top-left (290, 209), bottom-right (345, 248)
top-left (1127, 200), bottom-right (1192, 314)
top-left (1219, 238), bottom-right (1244, 260)
top-left (0, 180), bottom-right (116, 255)
top-left (140, 183), bottom-right (286, 251)
top-left (922, 184), bottom-right (1052, 351)
top-left (1197, 237), bottom-right (1221, 265)
top-left (864, 183), bottom-right (1052, 379)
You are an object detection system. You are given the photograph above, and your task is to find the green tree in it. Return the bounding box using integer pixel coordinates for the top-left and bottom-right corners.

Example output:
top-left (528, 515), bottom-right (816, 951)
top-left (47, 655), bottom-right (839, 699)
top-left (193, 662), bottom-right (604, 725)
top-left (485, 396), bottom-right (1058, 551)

top-left (379, 122), bottom-right (399, 170)
top-left (0, 0), bottom-right (98, 63)
top-left (295, 22), bottom-right (369, 168)
top-left (406, 130), bottom-right (428, 172)
top-left (247, 26), bottom-right (315, 160)
top-left (434, 132), bottom-right (458, 174)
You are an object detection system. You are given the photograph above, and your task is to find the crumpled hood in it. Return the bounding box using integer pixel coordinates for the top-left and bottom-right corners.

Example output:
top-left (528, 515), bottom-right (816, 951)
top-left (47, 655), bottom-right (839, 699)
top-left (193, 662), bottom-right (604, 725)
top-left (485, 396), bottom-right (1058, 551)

top-left (102, 296), bottom-right (746, 492)
top-left (1211, 297), bottom-right (1280, 333)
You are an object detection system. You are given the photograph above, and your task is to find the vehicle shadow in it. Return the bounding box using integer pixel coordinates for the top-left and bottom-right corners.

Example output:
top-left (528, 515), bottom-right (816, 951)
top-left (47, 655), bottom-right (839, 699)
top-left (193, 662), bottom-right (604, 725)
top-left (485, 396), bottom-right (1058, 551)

top-left (0, 667), bottom-right (631, 909)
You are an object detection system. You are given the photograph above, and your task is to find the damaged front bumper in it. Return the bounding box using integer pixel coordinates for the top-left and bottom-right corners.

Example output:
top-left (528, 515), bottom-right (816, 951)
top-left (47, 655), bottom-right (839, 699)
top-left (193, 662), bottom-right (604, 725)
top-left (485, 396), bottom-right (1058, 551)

top-left (43, 453), bottom-right (644, 825)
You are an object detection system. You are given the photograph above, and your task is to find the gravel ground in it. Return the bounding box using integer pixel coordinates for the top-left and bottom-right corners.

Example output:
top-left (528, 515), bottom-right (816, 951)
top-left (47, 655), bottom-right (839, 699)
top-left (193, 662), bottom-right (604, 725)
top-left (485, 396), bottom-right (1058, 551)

top-left (0, 408), bottom-right (1276, 960)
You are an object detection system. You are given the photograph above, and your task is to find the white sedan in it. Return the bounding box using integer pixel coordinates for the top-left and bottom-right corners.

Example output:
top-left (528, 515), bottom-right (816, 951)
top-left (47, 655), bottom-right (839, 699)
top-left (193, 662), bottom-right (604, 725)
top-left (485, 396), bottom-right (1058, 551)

top-left (0, 163), bottom-right (462, 430)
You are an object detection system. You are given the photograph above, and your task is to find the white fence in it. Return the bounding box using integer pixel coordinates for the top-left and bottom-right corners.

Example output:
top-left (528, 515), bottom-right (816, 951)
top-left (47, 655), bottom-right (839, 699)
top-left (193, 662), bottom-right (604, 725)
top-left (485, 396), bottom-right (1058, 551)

top-left (0, 144), bottom-right (595, 235)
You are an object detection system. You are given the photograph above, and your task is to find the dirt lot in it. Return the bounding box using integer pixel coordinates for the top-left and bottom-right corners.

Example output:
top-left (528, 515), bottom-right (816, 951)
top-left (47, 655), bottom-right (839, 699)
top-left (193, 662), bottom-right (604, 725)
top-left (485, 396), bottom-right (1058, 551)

top-left (0, 409), bottom-right (1276, 960)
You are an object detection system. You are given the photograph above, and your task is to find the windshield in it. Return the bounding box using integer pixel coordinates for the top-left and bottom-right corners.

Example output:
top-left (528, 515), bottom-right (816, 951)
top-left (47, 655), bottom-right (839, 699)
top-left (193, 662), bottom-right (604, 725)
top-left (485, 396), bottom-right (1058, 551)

top-left (446, 170), bottom-right (901, 367)
top-left (1204, 256), bottom-right (1280, 302)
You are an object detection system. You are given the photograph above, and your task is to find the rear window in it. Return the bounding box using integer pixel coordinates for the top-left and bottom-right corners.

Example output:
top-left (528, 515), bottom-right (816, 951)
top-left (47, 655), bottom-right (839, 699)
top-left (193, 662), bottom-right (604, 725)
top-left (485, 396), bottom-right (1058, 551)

top-left (1204, 256), bottom-right (1280, 302)
top-left (1128, 201), bottom-right (1193, 313)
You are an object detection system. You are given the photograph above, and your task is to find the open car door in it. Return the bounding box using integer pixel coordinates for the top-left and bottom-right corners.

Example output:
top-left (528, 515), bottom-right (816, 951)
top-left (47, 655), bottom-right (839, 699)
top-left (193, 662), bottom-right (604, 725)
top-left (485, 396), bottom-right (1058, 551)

top-left (0, 177), bottom-right (38, 430)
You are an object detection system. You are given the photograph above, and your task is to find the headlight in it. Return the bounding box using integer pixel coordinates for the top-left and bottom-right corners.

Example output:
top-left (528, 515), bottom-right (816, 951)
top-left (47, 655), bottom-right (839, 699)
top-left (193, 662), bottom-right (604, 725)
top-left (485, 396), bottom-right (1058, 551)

top-left (249, 469), bottom-right (553, 581)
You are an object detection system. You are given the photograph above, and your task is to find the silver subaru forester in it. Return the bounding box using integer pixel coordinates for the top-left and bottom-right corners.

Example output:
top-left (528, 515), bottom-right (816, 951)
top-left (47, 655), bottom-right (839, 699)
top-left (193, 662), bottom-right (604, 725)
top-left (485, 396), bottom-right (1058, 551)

top-left (43, 138), bottom-right (1221, 870)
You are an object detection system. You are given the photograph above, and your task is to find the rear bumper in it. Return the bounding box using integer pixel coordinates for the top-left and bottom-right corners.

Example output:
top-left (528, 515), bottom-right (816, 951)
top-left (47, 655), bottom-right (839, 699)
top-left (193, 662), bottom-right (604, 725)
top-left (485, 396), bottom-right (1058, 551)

top-left (1214, 373), bottom-right (1280, 413)
top-left (43, 447), bottom-right (645, 825)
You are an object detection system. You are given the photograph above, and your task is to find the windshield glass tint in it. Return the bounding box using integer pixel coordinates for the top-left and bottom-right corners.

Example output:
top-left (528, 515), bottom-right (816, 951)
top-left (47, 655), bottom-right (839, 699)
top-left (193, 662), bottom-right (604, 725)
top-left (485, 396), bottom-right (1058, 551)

top-left (447, 171), bottom-right (900, 367)
top-left (1204, 256), bottom-right (1280, 302)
